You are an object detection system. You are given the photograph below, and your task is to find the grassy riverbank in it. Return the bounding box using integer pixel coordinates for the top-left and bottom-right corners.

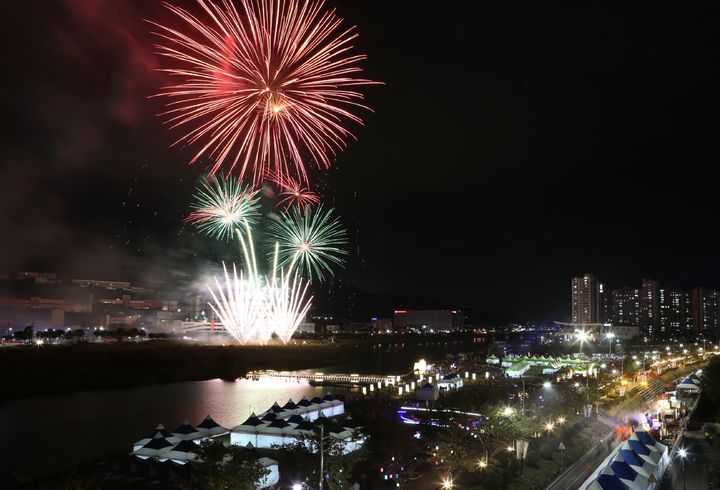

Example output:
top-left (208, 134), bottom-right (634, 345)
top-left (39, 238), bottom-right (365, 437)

top-left (0, 341), bottom-right (349, 402)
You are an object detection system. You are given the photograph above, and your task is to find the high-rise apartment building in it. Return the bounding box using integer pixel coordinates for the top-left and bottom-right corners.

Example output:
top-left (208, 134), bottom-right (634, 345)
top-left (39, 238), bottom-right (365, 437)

top-left (639, 279), bottom-right (660, 337)
top-left (612, 287), bottom-right (640, 326)
top-left (599, 284), bottom-right (613, 324)
top-left (691, 288), bottom-right (720, 336)
top-left (571, 274), bottom-right (599, 324)
top-left (659, 289), bottom-right (692, 338)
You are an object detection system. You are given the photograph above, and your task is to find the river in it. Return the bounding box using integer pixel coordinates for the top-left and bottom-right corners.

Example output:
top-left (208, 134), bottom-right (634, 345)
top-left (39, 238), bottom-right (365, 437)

top-left (0, 337), bottom-right (487, 476)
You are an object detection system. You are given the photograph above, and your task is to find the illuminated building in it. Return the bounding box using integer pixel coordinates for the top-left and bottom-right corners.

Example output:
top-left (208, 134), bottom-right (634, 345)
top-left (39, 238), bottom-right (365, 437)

top-left (571, 274), bottom-right (600, 324)
top-left (691, 287), bottom-right (720, 336)
top-left (392, 309), bottom-right (464, 332)
top-left (612, 287), bottom-right (640, 327)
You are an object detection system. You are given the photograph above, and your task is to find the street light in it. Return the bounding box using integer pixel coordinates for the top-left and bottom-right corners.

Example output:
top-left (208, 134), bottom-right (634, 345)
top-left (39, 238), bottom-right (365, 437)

top-left (503, 406), bottom-right (515, 416)
top-left (605, 332), bottom-right (615, 355)
top-left (293, 484), bottom-right (315, 490)
top-left (678, 448), bottom-right (687, 490)
top-left (576, 330), bottom-right (590, 354)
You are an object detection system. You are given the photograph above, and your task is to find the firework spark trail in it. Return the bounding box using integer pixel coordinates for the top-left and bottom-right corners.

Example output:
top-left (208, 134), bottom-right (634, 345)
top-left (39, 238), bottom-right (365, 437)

top-left (205, 222), bottom-right (313, 344)
top-left (270, 173), bottom-right (321, 211)
top-left (266, 269), bottom-right (312, 344)
top-left (150, 0), bottom-right (379, 184)
top-left (206, 262), bottom-right (265, 344)
top-left (185, 175), bottom-right (260, 240)
top-left (268, 204), bottom-right (347, 282)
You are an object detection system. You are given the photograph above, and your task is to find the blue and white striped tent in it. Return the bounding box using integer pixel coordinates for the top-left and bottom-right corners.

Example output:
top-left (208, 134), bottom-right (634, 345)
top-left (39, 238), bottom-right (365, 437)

top-left (585, 430), bottom-right (668, 490)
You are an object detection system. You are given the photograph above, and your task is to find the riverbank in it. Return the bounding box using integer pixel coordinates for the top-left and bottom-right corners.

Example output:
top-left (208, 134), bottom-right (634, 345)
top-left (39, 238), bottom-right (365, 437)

top-left (1, 333), bottom-right (485, 402)
top-left (0, 341), bottom-right (348, 402)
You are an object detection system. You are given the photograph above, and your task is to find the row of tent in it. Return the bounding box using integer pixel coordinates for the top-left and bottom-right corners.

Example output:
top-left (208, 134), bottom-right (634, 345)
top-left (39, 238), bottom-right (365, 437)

top-left (249, 393), bottom-right (345, 422)
top-left (130, 415), bottom-right (280, 488)
top-left (585, 430), bottom-right (669, 490)
top-left (488, 353), bottom-right (588, 364)
top-left (132, 415), bottom-right (228, 460)
top-left (231, 394), bottom-right (362, 453)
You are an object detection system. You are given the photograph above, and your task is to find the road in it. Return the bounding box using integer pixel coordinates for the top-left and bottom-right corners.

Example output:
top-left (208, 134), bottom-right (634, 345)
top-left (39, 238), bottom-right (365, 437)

top-left (545, 429), bottom-right (617, 490)
top-left (664, 429), bottom-right (717, 490)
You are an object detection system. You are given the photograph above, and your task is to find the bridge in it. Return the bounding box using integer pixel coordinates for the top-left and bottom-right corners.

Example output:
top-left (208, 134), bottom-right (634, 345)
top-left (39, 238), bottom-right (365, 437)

top-left (245, 370), bottom-right (399, 385)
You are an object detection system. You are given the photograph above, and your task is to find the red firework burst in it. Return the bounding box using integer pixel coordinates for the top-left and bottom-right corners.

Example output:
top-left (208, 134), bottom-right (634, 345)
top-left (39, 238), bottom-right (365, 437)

top-left (274, 176), bottom-right (321, 211)
top-left (149, 0), bottom-right (379, 184)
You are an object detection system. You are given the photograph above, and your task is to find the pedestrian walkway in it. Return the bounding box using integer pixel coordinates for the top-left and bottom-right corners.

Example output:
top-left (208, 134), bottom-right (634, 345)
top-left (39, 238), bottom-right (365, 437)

top-left (629, 377), bottom-right (667, 402)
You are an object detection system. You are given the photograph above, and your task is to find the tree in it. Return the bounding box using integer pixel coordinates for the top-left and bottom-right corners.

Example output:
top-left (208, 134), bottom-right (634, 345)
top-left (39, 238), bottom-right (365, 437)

top-left (429, 425), bottom-right (482, 474)
top-left (275, 424), bottom-right (361, 490)
top-left (472, 405), bottom-right (511, 463)
top-left (194, 439), bottom-right (269, 490)
top-left (14, 326), bottom-right (33, 341)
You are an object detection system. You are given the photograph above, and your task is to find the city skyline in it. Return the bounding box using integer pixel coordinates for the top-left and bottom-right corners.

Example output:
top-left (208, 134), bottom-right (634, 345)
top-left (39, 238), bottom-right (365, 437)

top-left (571, 272), bottom-right (720, 339)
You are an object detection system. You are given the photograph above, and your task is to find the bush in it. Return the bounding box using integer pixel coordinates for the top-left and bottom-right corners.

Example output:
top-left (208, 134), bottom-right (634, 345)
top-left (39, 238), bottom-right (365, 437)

top-left (539, 443), bottom-right (554, 461)
top-left (525, 451), bottom-right (540, 468)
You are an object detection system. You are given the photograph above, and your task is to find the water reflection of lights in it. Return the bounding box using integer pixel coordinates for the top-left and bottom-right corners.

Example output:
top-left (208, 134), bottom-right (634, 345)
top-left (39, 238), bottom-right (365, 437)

top-left (239, 377), bottom-right (311, 388)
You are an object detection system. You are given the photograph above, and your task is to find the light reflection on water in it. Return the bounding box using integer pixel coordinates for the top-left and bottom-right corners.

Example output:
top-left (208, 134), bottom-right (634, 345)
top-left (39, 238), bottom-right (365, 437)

top-left (0, 337), bottom-right (486, 476)
top-left (0, 378), bottom-right (330, 477)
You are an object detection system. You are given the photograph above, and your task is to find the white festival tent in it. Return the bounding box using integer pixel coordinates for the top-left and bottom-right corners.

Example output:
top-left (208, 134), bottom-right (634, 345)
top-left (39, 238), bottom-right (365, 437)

top-left (160, 439), bottom-right (202, 464)
top-left (172, 419), bottom-right (204, 441)
top-left (133, 424), bottom-right (180, 451)
top-left (196, 415), bottom-right (230, 437)
top-left (132, 435), bottom-right (176, 459)
top-left (231, 394), bottom-right (361, 453)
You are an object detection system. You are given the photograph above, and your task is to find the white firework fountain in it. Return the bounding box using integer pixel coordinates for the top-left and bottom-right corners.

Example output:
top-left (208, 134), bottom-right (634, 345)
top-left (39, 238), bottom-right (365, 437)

top-left (206, 222), bottom-right (312, 345)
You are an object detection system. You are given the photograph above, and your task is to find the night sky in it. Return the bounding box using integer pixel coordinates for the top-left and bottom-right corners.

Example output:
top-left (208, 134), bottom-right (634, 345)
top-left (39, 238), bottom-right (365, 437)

top-left (2, 1), bottom-right (720, 322)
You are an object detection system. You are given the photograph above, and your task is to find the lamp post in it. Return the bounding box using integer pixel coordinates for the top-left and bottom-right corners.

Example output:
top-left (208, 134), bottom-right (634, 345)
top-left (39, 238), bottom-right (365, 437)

top-left (576, 329), bottom-right (590, 355)
top-left (678, 448), bottom-right (687, 490)
top-left (319, 425), bottom-right (325, 490)
top-left (606, 332), bottom-right (615, 355)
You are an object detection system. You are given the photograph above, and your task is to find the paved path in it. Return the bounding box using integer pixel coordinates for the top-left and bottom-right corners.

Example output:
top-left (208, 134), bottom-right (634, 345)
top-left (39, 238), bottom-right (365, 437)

top-left (664, 430), bottom-right (717, 490)
top-left (546, 429), bottom-right (616, 490)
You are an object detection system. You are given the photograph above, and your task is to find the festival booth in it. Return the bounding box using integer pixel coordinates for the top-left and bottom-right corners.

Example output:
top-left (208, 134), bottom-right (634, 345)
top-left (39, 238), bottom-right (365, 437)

top-left (676, 376), bottom-right (700, 396)
top-left (172, 420), bottom-right (203, 441)
top-left (161, 440), bottom-right (201, 464)
top-left (133, 435), bottom-right (176, 459)
top-left (436, 373), bottom-right (464, 390)
top-left (583, 430), bottom-right (668, 490)
top-left (132, 424), bottom-right (179, 451)
top-left (231, 394), bottom-right (362, 453)
top-left (196, 415), bottom-right (230, 437)
top-left (505, 360), bottom-right (530, 378)
top-left (415, 382), bottom-right (440, 401)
